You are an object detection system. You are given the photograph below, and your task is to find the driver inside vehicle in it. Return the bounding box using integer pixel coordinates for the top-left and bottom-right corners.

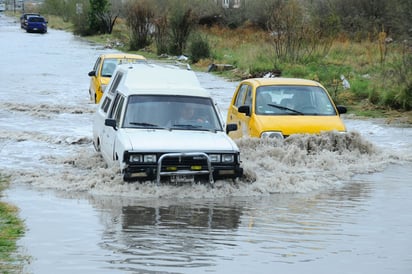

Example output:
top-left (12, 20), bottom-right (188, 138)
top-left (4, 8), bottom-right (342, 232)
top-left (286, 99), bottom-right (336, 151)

top-left (178, 104), bottom-right (205, 123)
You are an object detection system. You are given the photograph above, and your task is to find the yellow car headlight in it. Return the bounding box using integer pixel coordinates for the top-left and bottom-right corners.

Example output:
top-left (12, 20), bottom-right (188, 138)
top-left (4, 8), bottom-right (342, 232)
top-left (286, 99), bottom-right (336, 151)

top-left (260, 131), bottom-right (284, 139)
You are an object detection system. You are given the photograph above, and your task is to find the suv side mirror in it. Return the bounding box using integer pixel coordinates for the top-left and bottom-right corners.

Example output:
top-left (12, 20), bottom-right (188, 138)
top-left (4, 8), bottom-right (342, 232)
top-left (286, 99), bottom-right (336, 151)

top-left (88, 71), bottom-right (96, 77)
top-left (105, 118), bottom-right (117, 130)
top-left (226, 123), bottom-right (238, 134)
top-left (238, 105), bottom-right (250, 116)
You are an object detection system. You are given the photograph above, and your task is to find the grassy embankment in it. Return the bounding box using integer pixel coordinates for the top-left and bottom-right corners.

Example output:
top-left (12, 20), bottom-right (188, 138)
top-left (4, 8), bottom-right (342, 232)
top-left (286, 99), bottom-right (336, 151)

top-left (83, 19), bottom-right (412, 124)
top-left (0, 176), bottom-right (25, 273)
top-left (15, 12), bottom-right (412, 124)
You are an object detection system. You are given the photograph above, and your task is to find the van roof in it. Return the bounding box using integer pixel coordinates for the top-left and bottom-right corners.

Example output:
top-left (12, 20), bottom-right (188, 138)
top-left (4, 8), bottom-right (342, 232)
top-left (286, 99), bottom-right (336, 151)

top-left (115, 63), bottom-right (210, 97)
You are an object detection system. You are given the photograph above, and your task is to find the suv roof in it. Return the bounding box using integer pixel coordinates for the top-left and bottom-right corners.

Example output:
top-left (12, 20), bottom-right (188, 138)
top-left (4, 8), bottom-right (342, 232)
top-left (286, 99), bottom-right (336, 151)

top-left (112, 63), bottom-right (209, 97)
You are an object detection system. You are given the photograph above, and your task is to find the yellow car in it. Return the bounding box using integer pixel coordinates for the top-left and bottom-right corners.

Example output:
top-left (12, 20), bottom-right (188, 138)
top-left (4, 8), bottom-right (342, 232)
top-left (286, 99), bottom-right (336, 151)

top-left (88, 53), bottom-right (147, 103)
top-left (226, 77), bottom-right (347, 139)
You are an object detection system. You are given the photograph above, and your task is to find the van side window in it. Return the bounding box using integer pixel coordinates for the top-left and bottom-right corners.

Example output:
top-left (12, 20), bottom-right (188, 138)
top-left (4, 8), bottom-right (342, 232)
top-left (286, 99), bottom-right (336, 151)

top-left (114, 97), bottom-right (125, 126)
top-left (100, 97), bottom-right (112, 113)
top-left (108, 94), bottom-right (125, 126)
top-left (108, 72), bottom-right (123, 95)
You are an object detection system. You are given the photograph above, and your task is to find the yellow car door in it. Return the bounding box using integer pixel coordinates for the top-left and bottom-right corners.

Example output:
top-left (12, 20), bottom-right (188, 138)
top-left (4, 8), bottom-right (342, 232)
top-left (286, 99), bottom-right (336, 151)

top-left (227, 83), bottom-right (253, 138)
top-left (89, 57), bottom-right (103, 103)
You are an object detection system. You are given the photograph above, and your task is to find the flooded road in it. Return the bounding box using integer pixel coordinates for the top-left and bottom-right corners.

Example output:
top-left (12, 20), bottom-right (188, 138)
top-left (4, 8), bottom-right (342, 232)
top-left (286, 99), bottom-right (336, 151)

top-left (1, 14), bottom-right (412, 274)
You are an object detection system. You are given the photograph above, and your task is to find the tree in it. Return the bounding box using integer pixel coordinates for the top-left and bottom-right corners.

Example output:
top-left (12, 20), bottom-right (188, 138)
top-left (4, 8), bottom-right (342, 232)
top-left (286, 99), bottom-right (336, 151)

top-left (87, 0), bottom-right (118, 34)
top-left (168, 4), bottom-right (198, 55)
top-left (125, 0), bottom-right (154, 50)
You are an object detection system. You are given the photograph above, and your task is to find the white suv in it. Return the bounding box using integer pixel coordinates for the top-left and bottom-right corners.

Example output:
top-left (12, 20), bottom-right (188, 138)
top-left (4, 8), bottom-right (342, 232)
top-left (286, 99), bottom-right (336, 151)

top-left (92, 63), bottom-right (243, 184)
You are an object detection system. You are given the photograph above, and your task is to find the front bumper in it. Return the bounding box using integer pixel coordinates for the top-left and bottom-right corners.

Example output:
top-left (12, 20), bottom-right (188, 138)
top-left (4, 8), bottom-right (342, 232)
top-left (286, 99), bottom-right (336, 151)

top-left (123, 151), bottom-right (243, 184)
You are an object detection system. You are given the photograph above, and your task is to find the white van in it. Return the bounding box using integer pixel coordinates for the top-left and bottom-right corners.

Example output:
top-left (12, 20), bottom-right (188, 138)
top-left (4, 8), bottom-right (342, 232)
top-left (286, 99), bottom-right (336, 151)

top-left (92, 63), bottom-right (243, 184)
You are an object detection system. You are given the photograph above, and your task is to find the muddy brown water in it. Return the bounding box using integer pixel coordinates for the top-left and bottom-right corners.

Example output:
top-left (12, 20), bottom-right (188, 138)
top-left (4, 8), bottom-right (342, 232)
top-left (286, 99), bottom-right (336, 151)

top-left (1, 14), bottom-right (412, 273)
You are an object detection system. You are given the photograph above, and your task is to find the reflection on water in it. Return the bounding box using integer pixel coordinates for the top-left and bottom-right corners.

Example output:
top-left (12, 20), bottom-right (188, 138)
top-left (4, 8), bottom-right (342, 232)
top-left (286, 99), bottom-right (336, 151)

top-left (121, 205), bottom-right (242, 229)
top-left (82, 169), bottom-right (409, 274)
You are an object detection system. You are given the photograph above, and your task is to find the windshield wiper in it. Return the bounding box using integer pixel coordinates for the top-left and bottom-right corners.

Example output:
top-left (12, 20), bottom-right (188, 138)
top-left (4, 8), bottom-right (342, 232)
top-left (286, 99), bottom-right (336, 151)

top-left (171, 124), bottom-right (216, 132)
top-left (267, 104), bottom-right (304, 115)
top-left (129, 122), bottom-right (163, 128)
top-left (172, 124), bottom-right (202, 129)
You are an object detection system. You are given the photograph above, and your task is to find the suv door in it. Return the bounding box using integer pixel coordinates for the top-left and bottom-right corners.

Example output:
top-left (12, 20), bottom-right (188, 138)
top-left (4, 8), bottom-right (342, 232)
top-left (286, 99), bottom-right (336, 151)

top-left (101, 93), bottom-right (125, 164)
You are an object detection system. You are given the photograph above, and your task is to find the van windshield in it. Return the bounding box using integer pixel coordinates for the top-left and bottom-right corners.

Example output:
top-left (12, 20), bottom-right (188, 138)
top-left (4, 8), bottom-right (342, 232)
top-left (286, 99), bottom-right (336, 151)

top-left (123, 95), bottom-right (223, 131)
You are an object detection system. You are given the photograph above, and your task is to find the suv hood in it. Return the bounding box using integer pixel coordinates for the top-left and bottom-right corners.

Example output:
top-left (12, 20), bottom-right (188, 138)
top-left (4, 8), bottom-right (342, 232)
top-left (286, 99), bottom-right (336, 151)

top-left (121, 129), bottom-right (239, 152)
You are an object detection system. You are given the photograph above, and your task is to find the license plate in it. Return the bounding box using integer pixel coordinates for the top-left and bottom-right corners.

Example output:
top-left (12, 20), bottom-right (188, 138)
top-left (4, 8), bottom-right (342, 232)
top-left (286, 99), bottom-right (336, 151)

top-left (170, 175), bottom-right (194, 183)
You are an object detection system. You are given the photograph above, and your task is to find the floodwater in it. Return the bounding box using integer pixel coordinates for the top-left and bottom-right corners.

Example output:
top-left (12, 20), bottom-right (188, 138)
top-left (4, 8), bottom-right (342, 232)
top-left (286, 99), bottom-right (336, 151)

top-left (1, 14), bottom-right (412, 274)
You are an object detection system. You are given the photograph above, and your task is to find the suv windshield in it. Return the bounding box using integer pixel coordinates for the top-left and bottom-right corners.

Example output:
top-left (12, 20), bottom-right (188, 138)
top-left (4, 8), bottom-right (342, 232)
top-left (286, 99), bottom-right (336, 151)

top-left (123, 95), bottom-right (223, 131)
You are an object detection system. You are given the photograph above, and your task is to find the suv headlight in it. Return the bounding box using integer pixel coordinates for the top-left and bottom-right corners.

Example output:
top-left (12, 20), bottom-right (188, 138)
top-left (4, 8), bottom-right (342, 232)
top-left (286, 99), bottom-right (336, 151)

top-left (260, 131), bottom-right (284, 139)
top-left (209, 154), bottom-right (234, 163)
top-left (209, 154), bottom-right (221, 162)
top-left (129, 154), bottom-right (142, 163)
top-left (143, 154), bottom-right (157, 163)
top-left (129, 154), bottom-right (157, 163)
top-left (221, 154), bottom-right (234, 163)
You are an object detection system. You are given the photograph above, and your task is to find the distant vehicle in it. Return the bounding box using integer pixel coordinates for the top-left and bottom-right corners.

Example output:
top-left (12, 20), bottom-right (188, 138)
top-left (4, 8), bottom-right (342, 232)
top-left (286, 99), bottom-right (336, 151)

top-left (92, 63), bottom-right (243, 184)
top-left (88, 53), bottom-right (147, 103)
top-left (25, 15), bottom-right (47, 33)
top-left (226, 77), bottom-right (347, 139)
top-left (0, 3), bottom-right (6, 12)
top-left (20, 13), bottom-right (40, 29)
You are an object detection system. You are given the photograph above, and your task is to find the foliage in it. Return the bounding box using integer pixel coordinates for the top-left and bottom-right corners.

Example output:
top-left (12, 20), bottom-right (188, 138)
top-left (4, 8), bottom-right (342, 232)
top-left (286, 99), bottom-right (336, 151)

top-left (88, 0), bottom-right (108, 33)
top-left (0, 176), bottom-right (25, 272)
top-left (168, 2), bottom-right (198, 55)
top-left (125, 0), bottom-right (154, 51)
top-left (379, 46), bottom-right (412, 110)
top-left (153, 15), bottom-right (169, 55)
top-left (267, 0), bottom-right (335, 64)
top-left (189, 35), bottom-right (211, 63)
top-left (39, 0), bottom-right (412, 112)
top-left (87, 0), bottom-right (120, 35)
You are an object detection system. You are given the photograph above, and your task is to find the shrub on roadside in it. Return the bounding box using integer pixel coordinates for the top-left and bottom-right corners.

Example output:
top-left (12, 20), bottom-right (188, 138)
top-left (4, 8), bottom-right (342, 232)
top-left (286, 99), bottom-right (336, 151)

top-left (189, 35), bottom-right (211, 63)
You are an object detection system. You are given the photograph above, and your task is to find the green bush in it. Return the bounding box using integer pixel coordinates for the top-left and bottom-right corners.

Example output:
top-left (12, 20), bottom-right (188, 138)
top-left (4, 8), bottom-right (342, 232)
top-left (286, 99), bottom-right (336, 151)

top-left (189, 35), bottom-right (210, 63)
top-left (350, 78), bottom-right (371, 99)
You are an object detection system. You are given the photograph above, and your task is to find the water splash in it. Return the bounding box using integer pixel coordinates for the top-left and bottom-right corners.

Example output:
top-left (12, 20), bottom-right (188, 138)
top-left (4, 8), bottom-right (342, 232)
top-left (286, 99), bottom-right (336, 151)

top-left (2, 130), bottom-right (404, 199)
